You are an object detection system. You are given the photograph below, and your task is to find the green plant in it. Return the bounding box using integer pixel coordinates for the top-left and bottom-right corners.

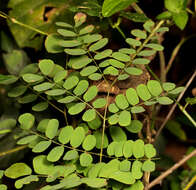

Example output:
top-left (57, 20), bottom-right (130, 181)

top-left (0, 10), bottom-right (188, 190)
top-left (1, 0), bottom-right (196, 190)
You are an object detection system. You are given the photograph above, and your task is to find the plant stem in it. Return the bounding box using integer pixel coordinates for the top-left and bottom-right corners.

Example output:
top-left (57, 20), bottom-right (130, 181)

top-left (178, 104), bottom-right (196, 127)
top-left (0, 145), bottom-right (27, 157)
top-left (131, 3), bottom-right (145, 14)
top-left (166, 37), bottom-right (185, 74)
top-left (183, 175), bottom-right (196, 190)
top-left (148, 149), bottom-right (196, 189)
top-left (154, 70), bottom-right (196, 141)
top-left (0, 11), bottom-right (48, 36)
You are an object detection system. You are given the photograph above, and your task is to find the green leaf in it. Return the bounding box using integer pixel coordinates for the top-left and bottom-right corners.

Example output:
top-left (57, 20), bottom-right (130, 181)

top-left (164, 0), bottom-right (186, 13)
top-left (92, 98), bottom-right (107, 108)
top-left (15, 175), bottom-right (39, 189)
top-left (45, 89), bottom-right (66, 96)
top-left (57, 29), bottom-right (77, 37)
top-left (147, 80), bottom-right (163, 96)
top-left (32, 141), bottom-right (51, 153)
top-left (173, 11), bottom-right (188, 30)
top-left (45, 34), bottom-right (64, 53)
top-left (0, 74), bottom-right (18, 85)
top-left (119, 110), bottom-right (131, 127)
top-left (18, 113), bottom-right (35, 130)
top-left (0, 184), bottom-right (7, 190)
top-left (80, 153), bottom-right (93, 167)
top-left (115, 94), bottom-right (129, 109)
top-left (120, 11), bottom-right (149, 23)
top-left (186, 147), bottom-right (196, 170)
top-left (109, 171), bottom-right (135, 185)
top-left (70, 56), bottom-right (92, 69)
top-left (114, 141), bottom-right (125, 157)
top-left (131, 29), bottom-right (147, 39)
top-left (169, 86), bottom-right (184, 95)
top-left (18, 94), bottom-right (37, 104)
top-left (132, 58), bottom-right (150, 65)
top-left (89, 38), bottom-right (108, 51)
top-left (136, 84), bottom-right (152, 101)
top-left (81, 178), bottom-right (107, 188)
top-left (47, 146), bottom-right (64, 162)
top-left (33, 155), bottom-right (54, 175)
top-left (88, 163), bottom-right (106, 178)
top-left (131, 106), bottom-right (145, 113)
top-left (5, 163), bottom-right (32, 179)
top-left (73, 80), bottom-right (89, 96)
top-left (108, 103), bottom-right (119, 113)
top-left (126, 38), bottom-right (141, 47)
top-left (125, 120), bottom-right (143, 133)
top-left (94, 49), bottom-right (113, 60)
top-left (55, 22), bottom-right (73, 28)
top-left (119, 48), bottom-right (136, 54)
top-left (68, 103), bottom-right (86, 115)
top-left (79, 25), bottom-right (94, 35)
top-left (143, 20), bottom-right (155, 32)
top-left (124, 180), bottom-right (144, 190)
top-left (186, 97), bottom-right (196, 105)
top-left (32, 102), bottom-right (48, 112)
top-left (58, 126), bottom-right (74, 144)
top-left (34, 82), bottom-right (55, 92)
top-left (156, 11), bottom-right (172, 20)
top-left (17, 135), bottom-right (37, 145)
top-left (63, 75), bottom-right (79, 90)
top-left (45, 119), bottom-right (59, 139)
top-left (94, 131), bottom-right (108, 149)
top-left (107, 142), bottom-right (118, 156)
top-left (37, 119), bottom-right (49, 133)
top-left (118, 74), bottom-right (130, 80)
top-left (99, 159), bottom-right (120, 178)
top-left (112, 52), bottom-right (131, 62)
top-left (162, 82), bottom-right (176, 91)
top-left (63, 150), bottom-right (79, 161)
top-left (104, 66), bottom-right (119, 76)
top-left (82, 109), bottom-right (96, 122)
top-left (58, 96), bottom-right (76, 104)
top-left (157, 97), bottom-right (174, 105)
top-left (123, 140), bottom-right (134, 158)
top-left (126, 88), bottom-right (139, 105)
top-left (110, 126), bottom-right (127, 142)
top-left (144, 144), bottom-right (156, 158)
top-left (59, 40), bottom-right (82, 48)
top-left (88, 73), bottom-right (102, 81)
top-left (138, 50), bottom-right (156, 56)
top-left (132, 139), bottom-right (145, 158)
top-left (88, 115), bottom-right (102, 130)
top-left (166, 120), bottom-right (187, 141)
top-left (82, 34), bottom-right (102, 44)
top-left (125, 67), bottom-right (143, 75)
top-left (119, 160), bottom-right (131, 172)
top-left (22, 73), bottom-right (43, 83)
top-left (108, 114), bottom-right (119, 125)
top-left (64, 48), bottom-right (87, 55)
top-left (82, 135), bottom-right (96, 151)
top-left (8, 85), bottom-right (27, 98)
top-left (83, 85), bottom-right (98, 102)
top-left (131, 160), bottom-right (143, 179)
top-left (142, 160), bottom-right (155, 172)
top-left (53, 71), bottom-right (68, 83)
top-left (39, 59), bottom-right (55, 76)
top-left (70, 127), bottom-right (85, 148)
top-left (102, 0), bottom-right (137, 17)
top-left (80, 66), bottom-right (98, 76)
top-left (144, 43), bottom-right (164, 51)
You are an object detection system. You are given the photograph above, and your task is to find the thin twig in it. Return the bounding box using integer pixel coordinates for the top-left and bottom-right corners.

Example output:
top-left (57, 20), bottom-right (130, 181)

top-left (183, 175), bottom-right (196, 190)
top-left (0, 145), bottom-right (27, 157)
top-left (148, 149), bottom-right (196, 189)
top-left (154, 69), bottom-right (196, 141)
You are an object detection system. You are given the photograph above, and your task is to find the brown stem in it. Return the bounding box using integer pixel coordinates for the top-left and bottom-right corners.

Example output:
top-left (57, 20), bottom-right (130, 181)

top-left (148, 149), bottom-right (196, 189)
top-left (0, 145), bottom-right (27, 157)
top-left (154, 69), bottom-right (196, 141)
